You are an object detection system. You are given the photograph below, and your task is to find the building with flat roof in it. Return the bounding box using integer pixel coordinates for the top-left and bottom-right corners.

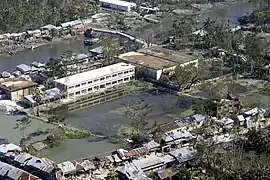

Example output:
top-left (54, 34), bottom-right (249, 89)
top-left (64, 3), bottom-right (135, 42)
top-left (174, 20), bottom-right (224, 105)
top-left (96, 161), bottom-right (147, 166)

top-left (119, 48), bottom-right (199, 80)
top-left (0, 78), bottom-right (37, 101)
top-left (99, 0), bottom-right (137, 12)
top-left (137, 46), bottom-right (198, 65)
top-left (118, 51), bottom-right (177, 80)
top-left (54, 62), bottom-right (135, 99)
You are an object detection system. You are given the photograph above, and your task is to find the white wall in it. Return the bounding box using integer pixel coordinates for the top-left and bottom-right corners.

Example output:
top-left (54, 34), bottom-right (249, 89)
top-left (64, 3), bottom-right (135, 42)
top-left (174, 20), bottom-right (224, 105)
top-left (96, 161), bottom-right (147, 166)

top-left (65, 67), bottom-right (135, 99)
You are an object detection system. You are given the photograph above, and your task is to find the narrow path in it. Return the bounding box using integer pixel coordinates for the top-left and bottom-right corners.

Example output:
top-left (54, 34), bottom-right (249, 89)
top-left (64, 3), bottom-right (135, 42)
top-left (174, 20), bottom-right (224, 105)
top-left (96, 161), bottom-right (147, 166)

top-left (91, 28), bottom-right (157, 46)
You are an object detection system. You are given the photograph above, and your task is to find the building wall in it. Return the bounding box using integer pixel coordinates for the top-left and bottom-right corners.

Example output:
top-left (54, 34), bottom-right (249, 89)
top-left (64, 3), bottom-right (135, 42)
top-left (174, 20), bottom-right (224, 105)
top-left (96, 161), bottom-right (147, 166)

top-left (179, 59), bottom-right (199, 68)
top-left (7, 87), bottom-right (35, 101)
top-left (63, 67), bottom-right (135, 99)
top-left (100, 1), bottom-right (135, 11)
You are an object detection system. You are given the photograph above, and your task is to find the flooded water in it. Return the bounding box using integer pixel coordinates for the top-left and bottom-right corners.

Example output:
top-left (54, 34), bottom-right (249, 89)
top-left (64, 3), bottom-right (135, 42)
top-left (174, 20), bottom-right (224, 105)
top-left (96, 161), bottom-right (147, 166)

top-left (198, 1), bottom-right (256, 25)
top-left (0, 39), bottom-right (88, 72)
top-left (42, 139), bottom-right (120, 163)
top-left (0, 115), bottom-right (54, 144)
top-left (0, 115), bottom-right (120, 162)
top-left (66, 91), bottom-right (192, 136)
top-left (0, 1), bottom-right (261, 162)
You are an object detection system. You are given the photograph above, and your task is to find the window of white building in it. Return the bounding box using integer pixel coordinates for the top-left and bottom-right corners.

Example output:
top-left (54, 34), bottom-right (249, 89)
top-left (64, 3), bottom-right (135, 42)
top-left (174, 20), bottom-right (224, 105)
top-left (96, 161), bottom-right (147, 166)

top-left (118, 79), bottom-right (123, 83)
top-left (100, 84), bottom-right (105, 89)
top-left (81, 89), bottom-right (87, 94)
top-left (75, 91), bottom-right (80, 95)
top-left (88, 88), bottom-right (92, 92)
top-left (75, 84), bottom-right (80, 88)
top-left (106, 75), bottom-right (111, 79)
top-left (69, 86), bottom-right (74, 89)
top-left (100, 77), bottom-right (105, 81)
top-left (112, 74), bottom-right (117, 77)
top-left (112, 81), bottom-right (117, 84)
top-left (124, 77), bottom-right (129, 81)
top-left (94, 86), bottom-right (99, 90)
top-left (88, 81), bottom-right (92, 84)
top-left (69, 93), bottom-right (74, 97)
top-left (124, 71), bottom-right (129, 74)
top-left (94, 79), bottom-right (99, 82)
top-left (82, 82), bottom-right (86, 86)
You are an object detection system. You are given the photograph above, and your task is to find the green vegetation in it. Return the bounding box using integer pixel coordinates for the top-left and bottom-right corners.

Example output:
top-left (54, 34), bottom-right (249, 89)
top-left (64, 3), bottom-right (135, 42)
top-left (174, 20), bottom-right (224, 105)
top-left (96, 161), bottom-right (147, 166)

top-left (169, 129), bottom-right (270, 180)
top-left (259, 85), bottom-right (270, 96)
top-left (44, 127), bottom-right (91, 148)
top-left (65, 130), bottom-right (91, 139)
top-left (47, 104), bottom-right (69, 123)
top-left (0, 0), bottom-right (99, 33)
top-left (179, 107), bottom-right (194, 117)
top-left (192, 99), bottom-right (217, 117)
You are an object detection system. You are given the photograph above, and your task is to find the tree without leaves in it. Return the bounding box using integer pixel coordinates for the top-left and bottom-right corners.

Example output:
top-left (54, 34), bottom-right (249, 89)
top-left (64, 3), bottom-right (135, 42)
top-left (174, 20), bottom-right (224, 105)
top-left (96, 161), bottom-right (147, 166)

top-left (102, 37), bottom-right (121, 65)
top-left (14, 116), bottom-right (32, 139)
top-left (173, 17), bottom-right (196, 48)
top-left (244, 34), bottom-right (266, 75)
top-left (170, 60), bottom-right (210, 90)
top-left (123, 98), bottom-right (152, 134)
top-left (203, 19), bottom-right (232, 50)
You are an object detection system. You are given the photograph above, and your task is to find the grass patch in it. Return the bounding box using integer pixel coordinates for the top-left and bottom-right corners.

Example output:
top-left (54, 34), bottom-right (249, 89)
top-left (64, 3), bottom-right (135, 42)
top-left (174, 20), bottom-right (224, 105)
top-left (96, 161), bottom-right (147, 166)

top-left (65, 130), bottom-right (92, 139)
top-left (179, 107), bottom-right (194, 117)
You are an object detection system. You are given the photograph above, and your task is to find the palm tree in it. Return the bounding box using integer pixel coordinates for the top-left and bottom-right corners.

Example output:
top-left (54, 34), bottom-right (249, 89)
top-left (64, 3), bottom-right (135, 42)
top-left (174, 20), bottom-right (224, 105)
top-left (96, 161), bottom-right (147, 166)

top-left (33, 88), bottom-right (43, 117)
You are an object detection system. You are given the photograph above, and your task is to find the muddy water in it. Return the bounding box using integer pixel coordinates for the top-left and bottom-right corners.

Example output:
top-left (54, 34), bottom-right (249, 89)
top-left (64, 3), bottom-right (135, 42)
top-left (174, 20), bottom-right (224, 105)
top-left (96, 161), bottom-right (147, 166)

top-left (198, 1), bottom-right (255, 25)
top-left (66, 91), bottom-right (192, 136)
top-left (0, 115), bottom-right (120, 162)
top-left (0, 1), bottom-right (259, 162)
top-left (0, 39), bottom-right (88, 72)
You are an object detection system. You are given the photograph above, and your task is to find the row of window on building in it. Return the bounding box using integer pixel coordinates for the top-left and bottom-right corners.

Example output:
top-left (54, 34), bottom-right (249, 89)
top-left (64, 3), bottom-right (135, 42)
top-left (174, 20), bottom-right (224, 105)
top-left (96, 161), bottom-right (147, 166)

top-left (68, 69), bottom-right (134, 90)
top-left (68, 76), bottom-right (134, 97)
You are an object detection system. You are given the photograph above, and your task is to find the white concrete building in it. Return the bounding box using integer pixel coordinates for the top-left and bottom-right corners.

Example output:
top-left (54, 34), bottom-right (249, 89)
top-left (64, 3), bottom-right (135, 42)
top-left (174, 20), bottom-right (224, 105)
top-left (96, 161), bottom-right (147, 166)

top-left (119, 47), bottom-right (199, 81)
top-left (54, 62), bottom-right (135, 99)
top-left (99, 0), bottom-right (137, 12)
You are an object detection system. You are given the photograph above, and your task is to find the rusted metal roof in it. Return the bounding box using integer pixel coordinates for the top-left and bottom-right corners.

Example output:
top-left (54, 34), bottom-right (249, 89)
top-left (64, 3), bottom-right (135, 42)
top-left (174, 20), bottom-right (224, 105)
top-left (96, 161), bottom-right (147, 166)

top-left (159, 121), bottom-right (180, 133)
top-left (124, 147), bottom-right (149, 157)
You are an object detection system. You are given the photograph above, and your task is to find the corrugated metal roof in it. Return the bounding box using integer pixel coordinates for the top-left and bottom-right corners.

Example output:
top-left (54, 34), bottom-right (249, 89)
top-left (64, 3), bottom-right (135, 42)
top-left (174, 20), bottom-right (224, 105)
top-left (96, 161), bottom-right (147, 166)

top-left (0, 143), bottom-right (21, 153)
top-left (76, 160), bottom-right (95, 171)
top-left (16, 64), bottom-right (32, 73)
top-left (133, 155), bottom-right (165, 171)
top-left (143, 140), bottom-right (160, 150)
top-left (164, 131), bottom-right (194, 142)
top-left (160, 121), bottom-right (180, 133)
top-left (168, 146), bottom-right (197, 163)
top-left (0, 161), bottom-right (39, 180)
top-left (57, 161), bottom-right (76, 175)
top-left (14, 153), bottom-right (55, 173)
top-left (124, 147), bottom-right (148, 157)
